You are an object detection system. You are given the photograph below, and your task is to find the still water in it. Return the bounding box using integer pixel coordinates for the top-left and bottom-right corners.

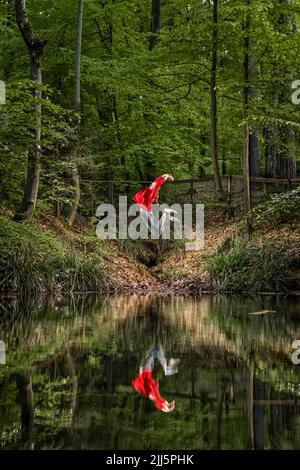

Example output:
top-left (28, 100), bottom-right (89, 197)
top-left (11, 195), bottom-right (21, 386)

top-left (0, 294), bottom-right (299, 450)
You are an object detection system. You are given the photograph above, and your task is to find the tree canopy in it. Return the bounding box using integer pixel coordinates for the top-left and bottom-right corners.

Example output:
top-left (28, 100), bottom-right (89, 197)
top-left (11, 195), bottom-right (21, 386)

top-left (0, 0), bottom-right (300, 218)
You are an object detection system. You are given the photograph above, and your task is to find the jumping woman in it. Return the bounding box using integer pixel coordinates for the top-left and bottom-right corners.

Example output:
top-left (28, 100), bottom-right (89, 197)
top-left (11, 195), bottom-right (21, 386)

top-left (132, 174), bottom-right (177, 238)
top-left (132, 344), bottom-right (179, 413)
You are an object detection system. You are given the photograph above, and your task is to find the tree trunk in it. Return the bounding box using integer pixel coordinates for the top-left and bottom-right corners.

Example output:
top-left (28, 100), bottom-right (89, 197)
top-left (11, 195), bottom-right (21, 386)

top-left (243, 121), bottom-right (251, 214)
top-left (247, 358), bottom-right (255, 450)
top-left (14, 0), bottom-right (47, 220)
top-left (65, 352), bottom-right (78, 423)
top-left (249, 128), bottom-right (260, 193)
top-left (214, 378), bottom-right (227, 450)
top-left (264, 127), bottom-right (277, 177)
top-left (150, 0), bottom-right (161, 50)
top-left (210, 0), bottom-right (223, 196)
top-left (247, 21), bottom-right (260, 183)
top-left (243, 3), bottom-right (251, 213)
top-left (144, 0), bottom-right (162, 180)
top-left (16, 373), bottom-right (34, 447)
top-left (75, 0), bottom-right (83, 112)
top-left (66, 0), bottom-right (83, 227)
top-left (67, 164), bottom-right (81, 227)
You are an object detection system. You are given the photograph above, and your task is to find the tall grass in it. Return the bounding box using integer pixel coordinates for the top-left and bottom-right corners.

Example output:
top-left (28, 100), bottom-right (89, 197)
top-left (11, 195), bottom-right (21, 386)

top-left (209, 241), bottom-right (295, 292)
top-left (0, 216), bottom-right (111, 293)
top-left (0, 245), bottom-right (111, 293)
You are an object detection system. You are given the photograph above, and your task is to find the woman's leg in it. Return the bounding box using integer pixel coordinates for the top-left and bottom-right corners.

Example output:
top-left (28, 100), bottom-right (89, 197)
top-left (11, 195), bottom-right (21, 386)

top-left (156, 344), bottom-right (168, 370)
top-left (156, 344), bottom-right (180, 376)
top-left (140, 210), bottom-right (169, 238)
top-left (140, 343), bottom-right (180, 375)
top-left (139, 344), bottom-right (160, 371)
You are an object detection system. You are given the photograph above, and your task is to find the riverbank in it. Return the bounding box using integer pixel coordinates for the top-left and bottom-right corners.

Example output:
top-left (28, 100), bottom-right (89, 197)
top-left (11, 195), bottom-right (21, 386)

top-left (0, 187), bottom-right (299, 294)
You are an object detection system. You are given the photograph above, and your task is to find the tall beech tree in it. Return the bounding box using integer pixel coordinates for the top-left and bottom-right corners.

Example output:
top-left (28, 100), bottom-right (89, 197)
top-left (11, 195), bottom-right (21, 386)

top-left (210, 0), bottom-right (223, 196)
top-left (14, 0), bottom-right (47, 220)
top-left (66, 0), bottom-right (83, 227)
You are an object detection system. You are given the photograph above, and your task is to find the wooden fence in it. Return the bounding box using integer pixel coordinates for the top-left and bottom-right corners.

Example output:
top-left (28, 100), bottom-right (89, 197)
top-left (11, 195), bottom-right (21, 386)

top-left (80, 175), bottom-right (300, 214)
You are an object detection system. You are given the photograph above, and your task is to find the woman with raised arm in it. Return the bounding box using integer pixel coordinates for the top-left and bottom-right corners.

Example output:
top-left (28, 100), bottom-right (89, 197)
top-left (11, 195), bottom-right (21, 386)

top-left (132, 174), bottom-right (177, 238)
top-left (132, 344), bottom-right (179, 413)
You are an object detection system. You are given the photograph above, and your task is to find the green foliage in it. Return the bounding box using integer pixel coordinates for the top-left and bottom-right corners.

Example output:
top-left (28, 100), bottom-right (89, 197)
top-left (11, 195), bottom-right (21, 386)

top-left (0, 216), bottom-right (111, 293)
top-left (1, 0), bottom-right (300, 215)
top-left (209, 240), bottom-right (295, 292)
top-left (247, 187), bottom-right (300, 230)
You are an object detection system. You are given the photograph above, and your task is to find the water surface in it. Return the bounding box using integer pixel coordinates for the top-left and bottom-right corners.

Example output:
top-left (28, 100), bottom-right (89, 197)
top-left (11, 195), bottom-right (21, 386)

top-left (0, 294), bottom-right (299, 450)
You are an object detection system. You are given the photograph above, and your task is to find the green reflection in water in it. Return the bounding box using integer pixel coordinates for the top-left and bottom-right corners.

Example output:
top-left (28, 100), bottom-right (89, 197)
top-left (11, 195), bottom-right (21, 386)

top-left (0, 294), bottom-right (299, 450)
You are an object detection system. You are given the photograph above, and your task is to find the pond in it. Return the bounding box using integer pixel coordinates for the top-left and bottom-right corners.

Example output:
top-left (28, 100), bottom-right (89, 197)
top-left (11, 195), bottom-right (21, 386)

top-left (0, 293), bottom-right (299, 450)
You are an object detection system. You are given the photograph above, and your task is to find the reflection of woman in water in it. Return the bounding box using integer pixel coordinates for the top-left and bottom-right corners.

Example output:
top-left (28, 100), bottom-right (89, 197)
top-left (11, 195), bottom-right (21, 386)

top-left (133, 174), bottom-right (178, 238)
top-left (132, 344), bottom-right (179, 413)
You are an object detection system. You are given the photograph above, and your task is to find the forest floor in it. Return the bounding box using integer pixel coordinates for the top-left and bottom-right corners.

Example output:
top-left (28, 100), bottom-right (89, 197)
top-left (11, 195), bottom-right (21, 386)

top-left (1, 187), bottom-right (300, 294)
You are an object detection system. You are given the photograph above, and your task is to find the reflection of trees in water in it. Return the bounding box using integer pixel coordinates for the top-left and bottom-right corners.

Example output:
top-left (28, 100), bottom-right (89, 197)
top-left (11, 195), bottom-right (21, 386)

top-left (15, 373), bottom-right (34, 449)
top-left (0, 294), bottom-right (300, 449)
top-left (2, 293), bottom-right (298, 361)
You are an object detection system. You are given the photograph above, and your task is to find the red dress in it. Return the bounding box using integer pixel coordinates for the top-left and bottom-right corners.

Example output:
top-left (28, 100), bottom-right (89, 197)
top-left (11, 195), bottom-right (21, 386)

top-left (133, 176), bottom-right (166, 212)
top-left (132, 369), bottom-right (166, 411)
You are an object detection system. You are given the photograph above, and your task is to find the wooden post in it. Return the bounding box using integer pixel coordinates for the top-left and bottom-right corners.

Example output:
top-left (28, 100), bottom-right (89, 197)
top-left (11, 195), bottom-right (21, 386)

top-left (247, 358), bottom-right (255, 450)
top-left (190, 179), bottom-right (194, 204)
top-left (109, 182), bottom-right (114, 204)
top-left (263, 182), bottom-right (267, 198)
top-left (227, 175), bottom-right (232, 195)
top-left (227, 175), bottom-right (232, 217)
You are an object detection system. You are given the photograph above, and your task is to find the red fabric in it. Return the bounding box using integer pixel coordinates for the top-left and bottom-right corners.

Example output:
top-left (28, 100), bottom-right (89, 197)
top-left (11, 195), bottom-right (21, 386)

top-left (133, 176), bottom-right (166, 212)
top-left (132, 369), bottom-right (166, 411)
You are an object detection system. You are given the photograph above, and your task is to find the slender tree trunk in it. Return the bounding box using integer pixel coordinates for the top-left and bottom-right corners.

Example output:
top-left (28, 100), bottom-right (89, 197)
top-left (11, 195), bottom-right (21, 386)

top-left (264, 126), bottom-right (277, 177)
top-left (249, 128), bottom-right (260, 179)
top-left (65, 352), bottom-right (78, 433)
top-left (14, 0), bottom-right (47, 220)
top-left (150, 0), bottom-right (161, 50)
top-left (210, 0), bottom-right (223, 196)
top-left (249, 136), bottom-right (259, 195)
top-left (144, 0), bottom-right (162, 180)
top-left (75, 0), bottom-right (83, 112)
top-left (247, 17), bottom-right (260, 183)
top-left (243, 4), bottom-right (251, 213)
top-left (214, 378), bottom-right (227, 450)
top-left (67, 165), bottom-right (81, 227)
top-left (16, 373), bottom-right (34, 447)
top-left (243, 122), bottom-right (251, 213)
top-left (67, 0), bottom-right (83, 227)
top-left (247, 358), bottom-right (255, 450)
top-left (253, 381), bottom-right (265, 450)
top-left (3, 0), bottom-right (15, 81)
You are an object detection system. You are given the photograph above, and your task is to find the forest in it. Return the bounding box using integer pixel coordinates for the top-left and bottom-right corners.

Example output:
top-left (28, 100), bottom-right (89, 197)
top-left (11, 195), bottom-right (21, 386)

top-left (0, 0), bottom-right (299, 294)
